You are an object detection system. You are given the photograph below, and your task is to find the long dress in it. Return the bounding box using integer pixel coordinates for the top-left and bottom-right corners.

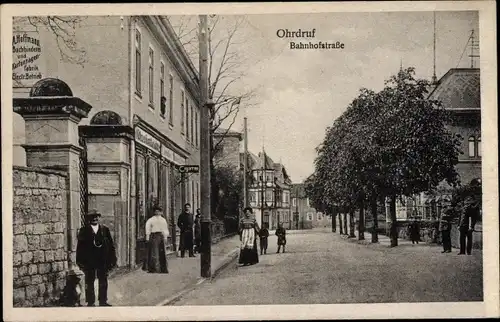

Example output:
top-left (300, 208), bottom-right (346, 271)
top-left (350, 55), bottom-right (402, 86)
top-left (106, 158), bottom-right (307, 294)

top-left (238, 217), bottom-right (260, 265)
top-left (143, 232), bottom-right (169, 273)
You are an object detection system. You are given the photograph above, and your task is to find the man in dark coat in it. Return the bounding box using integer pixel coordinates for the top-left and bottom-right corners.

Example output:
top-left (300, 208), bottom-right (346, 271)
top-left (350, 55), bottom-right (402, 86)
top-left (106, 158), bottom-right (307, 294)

top-left (458, 195), bottom-right (479, 255)
top-left (177, 203), bottom-right (195, 258)
top-left (76, 209), bottom-right (117, 307)
top-left (194, 209), bottom-right (202, 254)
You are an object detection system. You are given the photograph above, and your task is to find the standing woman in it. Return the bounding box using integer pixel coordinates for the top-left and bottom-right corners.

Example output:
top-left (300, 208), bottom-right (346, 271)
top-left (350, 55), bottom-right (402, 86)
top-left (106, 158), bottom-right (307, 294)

top-left (143, 206), bottom-right (169, 273)
top-left (238, 207), bottom-right (260, 266)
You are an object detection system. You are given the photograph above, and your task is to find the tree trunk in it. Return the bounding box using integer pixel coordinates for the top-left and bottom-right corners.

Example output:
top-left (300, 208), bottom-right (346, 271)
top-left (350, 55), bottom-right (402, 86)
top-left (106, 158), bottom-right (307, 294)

top-left (338, 213), bottom-right (343, 235)
top-left (371, 197), bottom-right (379, 243)
top-left (331, 207), bottom-right (337, 233)
top-left (343, 213), bottom-right (348, 235)
top-left (358, 202), bottom-right (365, 241)
top-left (389, 195), bottom-right (398, 247)
top-left (349, 210), bottom-right (356, 238)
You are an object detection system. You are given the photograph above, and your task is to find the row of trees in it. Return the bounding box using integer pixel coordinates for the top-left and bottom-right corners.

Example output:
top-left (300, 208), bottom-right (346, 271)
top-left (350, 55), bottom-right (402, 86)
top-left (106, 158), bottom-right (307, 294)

top-left (305, 67), bottom-right (463, 247)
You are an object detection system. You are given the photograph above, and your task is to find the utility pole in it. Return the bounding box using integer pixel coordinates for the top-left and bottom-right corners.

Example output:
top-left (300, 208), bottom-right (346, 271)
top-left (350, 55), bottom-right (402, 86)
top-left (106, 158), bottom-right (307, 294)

top-left (199, 14), bottom-right (212, 278)
top-left (243, 117), bottom-right (248, 207)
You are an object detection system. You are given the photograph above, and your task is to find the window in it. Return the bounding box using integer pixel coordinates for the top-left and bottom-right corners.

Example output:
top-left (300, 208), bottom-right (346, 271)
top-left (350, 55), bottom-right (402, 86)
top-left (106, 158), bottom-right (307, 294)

top-left (307, 212), bottom-right (313, 221)
top-left (317, 212), bottom-right (323, 221)
top-left (190, 103), bottom-right (194, 145)
top-left (292, 198), bottom-right (296, 207)
top-left (186, 98), bottom-right (190, 141)
top-left (306, 198), bottom-right (310, 207)
top-left (160, 62), bottom-right (165, 117)
top-left (135, 29), bottom-right (142, 95)
top-left (195, 111), bottom-right (198, 147)
top-left (477, 136), bottom-right (481, 157)
top-left (468, 136), bottom-right (476, 157)
top-left (249, 191), bottom-right (256, 203)
top-left (148, 48), bottom-right (154, 106)
top-left (180, 90), bottom-right (185, 134)
top-left (168, 75), bottom-right (174, 125)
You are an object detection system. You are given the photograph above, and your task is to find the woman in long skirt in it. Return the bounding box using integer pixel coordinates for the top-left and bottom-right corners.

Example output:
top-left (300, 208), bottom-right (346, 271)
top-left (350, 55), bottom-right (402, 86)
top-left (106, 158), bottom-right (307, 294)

top-left (238, 207), bottom-right (260, 266)
top-left (143, 206), bottom-right (169, 273)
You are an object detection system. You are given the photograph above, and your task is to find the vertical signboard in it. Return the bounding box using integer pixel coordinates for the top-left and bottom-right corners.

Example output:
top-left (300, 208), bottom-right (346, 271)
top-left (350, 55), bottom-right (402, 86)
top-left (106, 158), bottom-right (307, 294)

top-left (12, 31), bottom-right (44, 88)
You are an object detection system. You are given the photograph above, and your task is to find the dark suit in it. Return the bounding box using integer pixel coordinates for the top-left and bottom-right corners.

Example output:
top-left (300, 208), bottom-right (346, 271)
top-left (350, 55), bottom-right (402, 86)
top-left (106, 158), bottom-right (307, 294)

top-left (177, 212), bottom-right (194, 257)
top-left (458, 197), bottom-right (479, 255)
top-left (76, 224), bottom-right (117, 305)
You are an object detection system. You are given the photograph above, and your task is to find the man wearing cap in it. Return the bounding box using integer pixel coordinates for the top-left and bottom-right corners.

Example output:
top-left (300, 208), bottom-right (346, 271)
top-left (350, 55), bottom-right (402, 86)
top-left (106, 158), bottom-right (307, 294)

top-left (439, 207), bottom-right (453, 253)
top-left (177, 203), bottom-right (195, 258)
top-left (76, 209), bottom-right (117, 307)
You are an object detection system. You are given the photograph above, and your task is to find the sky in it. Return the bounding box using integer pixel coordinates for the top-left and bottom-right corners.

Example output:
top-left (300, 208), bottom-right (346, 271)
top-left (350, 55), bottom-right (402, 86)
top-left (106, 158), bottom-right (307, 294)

top-left (205, 11), bottom-right (479, 183)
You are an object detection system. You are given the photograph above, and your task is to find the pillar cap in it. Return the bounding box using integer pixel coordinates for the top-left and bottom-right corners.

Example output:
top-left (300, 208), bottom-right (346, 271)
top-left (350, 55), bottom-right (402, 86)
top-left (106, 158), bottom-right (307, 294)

top-left (13, 78), bottom-right (92, 119)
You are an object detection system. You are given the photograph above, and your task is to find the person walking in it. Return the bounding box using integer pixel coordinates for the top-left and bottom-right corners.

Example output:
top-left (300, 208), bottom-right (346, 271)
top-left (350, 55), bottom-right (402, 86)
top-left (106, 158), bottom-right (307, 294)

top-left (276, 223), bottom-right (287, 253)
top-left (259, 223), bottom-right (269, 255)
top-left (194, 209), bottom-right (202, 254)
top-left (439, 209), bottom-right (453, 253)
top-left (143, 205), bottom-right (169, 273)
top-left (76, 209), bottom-right (117, 307)
top-left (238, 207), bottom-right (260, 266)
top-left (177, 203), bottom-right (195, 258)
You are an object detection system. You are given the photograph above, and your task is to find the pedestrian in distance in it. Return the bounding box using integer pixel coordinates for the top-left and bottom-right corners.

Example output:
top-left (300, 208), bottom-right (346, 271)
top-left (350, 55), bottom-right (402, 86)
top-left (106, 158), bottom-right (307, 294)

top-left (194, 209), bottom-right (202, 254)
top-left (143, 205), bottom-right (169, 274)
top-left (259, 223), bottom-right (269, 255)
top-left (76, 209), bottom-right (117, 307)
top-left (408, 217), bottom-right (421, 245)
top-left (276, 223), bottom-right (287, 253)
top-left (439, 208), bottom-right (453, 253)
top-left (238, 207), bottom-right (260, 266)
top-left (177, 203), bottom-right (195, 258)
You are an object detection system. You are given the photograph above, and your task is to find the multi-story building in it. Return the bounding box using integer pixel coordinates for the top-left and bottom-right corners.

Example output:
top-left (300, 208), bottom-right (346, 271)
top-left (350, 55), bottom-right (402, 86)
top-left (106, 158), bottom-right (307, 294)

top-left (12, 16), bottom-right (201, 267)
top-left (213, 128), bottom-right (243, 172)
top-left (291, 183), bottom-right (331, 229)
top-left (386, 68), bottom-right (481, 223)
top-left (246, 151), bottom-right (292, 230)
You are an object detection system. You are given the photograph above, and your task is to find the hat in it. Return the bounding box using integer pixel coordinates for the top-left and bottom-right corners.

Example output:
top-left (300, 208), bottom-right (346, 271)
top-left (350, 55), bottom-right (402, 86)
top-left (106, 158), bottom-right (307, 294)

top-left (86, 209), bottom-right (101, 217)
top-left (243, 207), bottom-right (253, 213)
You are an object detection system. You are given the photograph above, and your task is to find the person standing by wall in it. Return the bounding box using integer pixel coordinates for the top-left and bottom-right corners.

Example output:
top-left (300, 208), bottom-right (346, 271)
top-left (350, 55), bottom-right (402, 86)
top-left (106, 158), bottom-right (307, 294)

top-left (76, 210), bottom-right (117, 307)
top-left (177, 203), bottom-right (195, 258)
top-left (458, 195), bottom-right (479, 255)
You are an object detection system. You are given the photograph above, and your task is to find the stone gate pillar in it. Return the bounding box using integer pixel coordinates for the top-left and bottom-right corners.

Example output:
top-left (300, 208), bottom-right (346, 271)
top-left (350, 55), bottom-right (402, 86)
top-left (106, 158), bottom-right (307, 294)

top-left (13, 78), bottom-right (92, 268)
top-left (79, 111), bottom-right (134, 268)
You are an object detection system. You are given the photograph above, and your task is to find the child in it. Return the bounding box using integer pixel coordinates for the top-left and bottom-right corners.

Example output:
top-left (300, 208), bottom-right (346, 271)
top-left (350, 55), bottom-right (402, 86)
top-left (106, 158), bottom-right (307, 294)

top-left (276, 223), bottom-right (287, 253)
top-left (58, 269), bottom-right (82, 307)
top-left (259, 223), bottom-right (269, 255)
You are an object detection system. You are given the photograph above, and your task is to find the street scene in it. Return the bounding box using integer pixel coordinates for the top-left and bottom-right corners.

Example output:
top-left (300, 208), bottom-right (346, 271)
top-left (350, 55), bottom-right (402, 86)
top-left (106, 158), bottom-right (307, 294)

top-left (173, 229), bottom-right (483, 305)
top-left (5, 3), bottom-right (495, 321)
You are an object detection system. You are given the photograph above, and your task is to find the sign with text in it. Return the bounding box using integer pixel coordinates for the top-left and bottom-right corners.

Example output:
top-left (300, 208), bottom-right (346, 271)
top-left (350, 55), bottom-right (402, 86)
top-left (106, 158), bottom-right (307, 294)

top-left (88, 172), bottom-right (121, 195)
top-left (135, 128), bottom-right (161, 154)
top-left (178, 165), bottom-right (199, 174)
top-left (12, 32), bottom-right (44, 87)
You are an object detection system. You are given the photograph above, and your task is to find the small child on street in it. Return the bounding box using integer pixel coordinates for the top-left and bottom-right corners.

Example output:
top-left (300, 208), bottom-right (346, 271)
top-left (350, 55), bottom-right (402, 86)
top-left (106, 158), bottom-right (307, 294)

top-left (259, 223), bottom-right (269, 255)
top-left (275, 223), bottom-right (287, 253)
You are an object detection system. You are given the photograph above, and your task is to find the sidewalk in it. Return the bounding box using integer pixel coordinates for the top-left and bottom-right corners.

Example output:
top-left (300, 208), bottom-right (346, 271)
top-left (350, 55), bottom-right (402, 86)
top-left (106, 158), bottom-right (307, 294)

top-left (106, 235), bottom-right (241, 307)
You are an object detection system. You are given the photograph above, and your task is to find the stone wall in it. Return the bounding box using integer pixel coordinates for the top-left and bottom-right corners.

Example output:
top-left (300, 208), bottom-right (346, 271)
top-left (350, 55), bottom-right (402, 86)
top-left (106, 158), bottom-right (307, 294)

top-left (13, 166), bottom-right (68, 307)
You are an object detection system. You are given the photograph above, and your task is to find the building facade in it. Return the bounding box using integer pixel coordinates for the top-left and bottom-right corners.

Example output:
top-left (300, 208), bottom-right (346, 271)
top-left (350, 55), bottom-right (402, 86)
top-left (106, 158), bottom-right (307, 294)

top-left (12, 16), bottom-right (201, 267)
top-left (291, 183), bottom-right (331, 229)
top-left (246, 151), bottom-right (292, 231)
top-left (213, 128), bottom-right (243, 172)
top-left (386, 68), bottom-right (481, 224)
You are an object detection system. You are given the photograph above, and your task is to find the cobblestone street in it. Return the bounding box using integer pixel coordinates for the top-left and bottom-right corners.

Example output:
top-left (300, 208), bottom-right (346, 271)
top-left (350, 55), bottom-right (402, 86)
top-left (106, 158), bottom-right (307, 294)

top-left (172, 229), bottom-right (483, 305)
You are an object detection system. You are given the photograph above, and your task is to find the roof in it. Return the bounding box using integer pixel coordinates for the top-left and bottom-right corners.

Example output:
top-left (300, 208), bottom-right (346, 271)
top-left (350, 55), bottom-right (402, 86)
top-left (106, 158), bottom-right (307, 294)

top-left (427, 68), bottom-right (480, 110)
top-left (291, 183), bottom-right (306, 197)
top-left (213, 127), bottom-right (243, 140)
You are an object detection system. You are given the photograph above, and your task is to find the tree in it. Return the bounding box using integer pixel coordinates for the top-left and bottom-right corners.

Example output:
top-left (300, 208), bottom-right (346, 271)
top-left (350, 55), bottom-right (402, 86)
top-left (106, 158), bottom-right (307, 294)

top-left (211, 163), bottom-right (243, 234)
top-left (13, 16), bottom-right (87, 67)
top-left (310, 67), bottom-right (462, 247)
top-left (167, 15), bottom-right (259, 218)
